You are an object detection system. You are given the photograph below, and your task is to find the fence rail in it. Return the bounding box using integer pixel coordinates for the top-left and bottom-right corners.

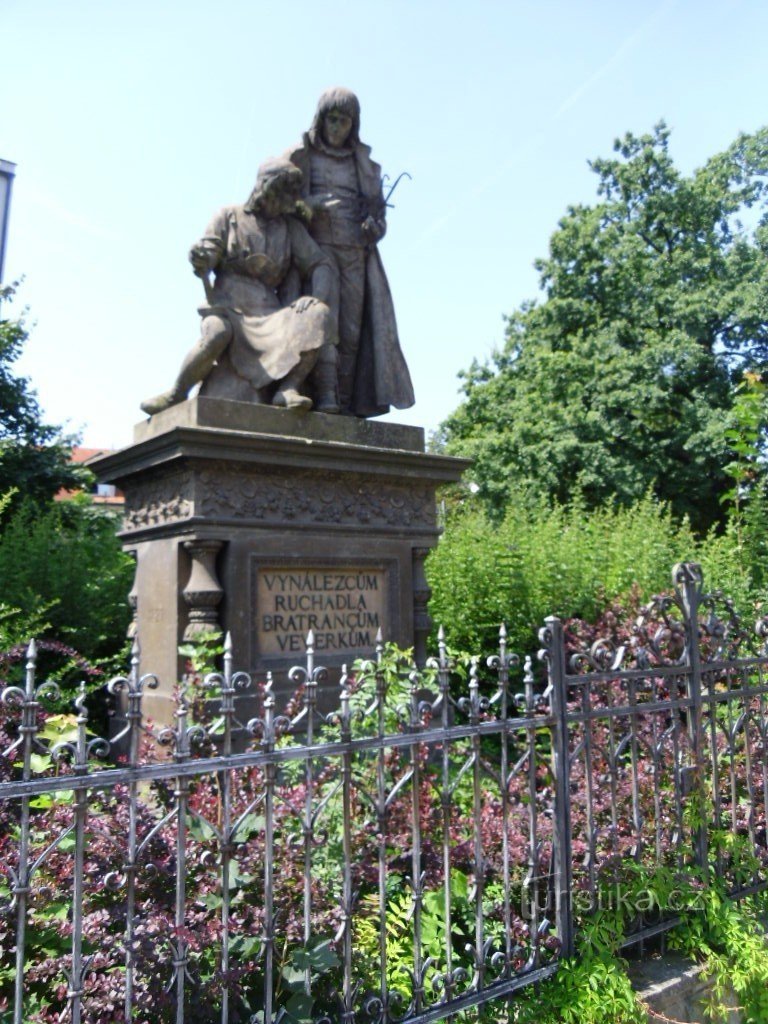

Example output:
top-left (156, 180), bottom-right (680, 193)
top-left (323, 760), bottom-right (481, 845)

top-left (0, 562), bottom-right (767, 1023)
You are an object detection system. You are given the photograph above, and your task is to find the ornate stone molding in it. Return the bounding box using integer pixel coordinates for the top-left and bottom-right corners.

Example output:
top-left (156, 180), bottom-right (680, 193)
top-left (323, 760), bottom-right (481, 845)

top-left (198, 465), bottom-right (435, 529)
top-left (123, 470), bottom-right (193, 531)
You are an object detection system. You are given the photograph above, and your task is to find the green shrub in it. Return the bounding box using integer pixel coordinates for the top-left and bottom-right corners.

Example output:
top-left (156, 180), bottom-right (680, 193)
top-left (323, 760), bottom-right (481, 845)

top-left (427, 491), bottom-right (699, 657)
top-left (0, 495), bottom-right (133, 668)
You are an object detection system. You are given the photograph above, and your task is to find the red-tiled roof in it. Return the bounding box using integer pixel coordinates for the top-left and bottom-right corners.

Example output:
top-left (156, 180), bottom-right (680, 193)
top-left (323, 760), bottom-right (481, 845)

top-left (69, 447), bottom-right (113, 464)
top-left (55, 447), bottom-right (124, 506)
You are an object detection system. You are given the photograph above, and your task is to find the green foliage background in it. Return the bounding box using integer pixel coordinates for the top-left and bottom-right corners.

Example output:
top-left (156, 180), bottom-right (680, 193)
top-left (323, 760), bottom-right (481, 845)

top-left (426, 485), bottom-right (768, 661)
top-left (438, 123), bottom-right (768, 534)
top-left (0, 496), bottom-right (133, 665)
top-left (426, 492), bottom-right (690, 656)
top-left (428, 122), bottom-right (768, 660)
top-left (0, 288), bottom-right (133, 682)
top-left (0, 284), bottom-right (88, 505)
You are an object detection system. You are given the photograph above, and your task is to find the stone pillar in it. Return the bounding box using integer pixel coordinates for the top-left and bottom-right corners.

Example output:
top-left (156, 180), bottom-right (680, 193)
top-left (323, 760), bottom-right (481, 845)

top-left (412, 547), bottom-right (432, 668)
top-left (182, 539), bottom-right (224, 639)
top-left (125, 547), bottom-right (138, 640)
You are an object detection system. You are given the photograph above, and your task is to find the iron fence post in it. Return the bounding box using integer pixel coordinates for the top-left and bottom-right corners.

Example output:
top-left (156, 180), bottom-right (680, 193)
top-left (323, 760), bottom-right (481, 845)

top-left (11, 641), bottom-right (37, 1024)
top-left (261, 678), bottom-right (277, 1024)
top-left (218, 632), bottom-right (234, 1024)
top-left (436, 626), bottom-right (456, 998)
top-left (172, 693), bottom-right (191, 1024)
top-left (124, 639), bottom-right (142, 1021)
top-left (542, 616), bottom-right (574, 958)
top-left (676, 563), bottom-right (709, 875)
top-left (339, 671), bottom-right (355, 1024)
top-left (487, 626), bottom-right (513, 978)
top-left (522, 655), bottom-right (542, 966)
top-left (468, 658), bottom-right (486, 993)
top-left (373, 632), bottom-right (391, 1023)
top-left (408, 668), bottom-right (426, 1015)
top-left (66, 688), bottom-right (90, 1024)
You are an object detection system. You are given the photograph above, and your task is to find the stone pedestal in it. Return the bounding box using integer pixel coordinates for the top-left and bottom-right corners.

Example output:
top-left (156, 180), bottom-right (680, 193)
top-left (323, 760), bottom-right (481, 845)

top-left (92, 398), bottom-right (469, 727)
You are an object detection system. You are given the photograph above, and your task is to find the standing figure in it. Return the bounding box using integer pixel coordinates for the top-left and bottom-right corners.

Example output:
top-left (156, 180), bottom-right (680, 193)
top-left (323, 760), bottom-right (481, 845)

top-left (141, 158), bottom-right (338, 416)
top-left (286, 87), bottom-right (415, 417)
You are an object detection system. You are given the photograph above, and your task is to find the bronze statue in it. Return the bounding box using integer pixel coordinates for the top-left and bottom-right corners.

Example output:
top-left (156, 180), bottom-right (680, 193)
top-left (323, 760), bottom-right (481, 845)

top-left (141, 158), bottom-right (338, 415)
top-left (286, 87), bottom-right (414, 417)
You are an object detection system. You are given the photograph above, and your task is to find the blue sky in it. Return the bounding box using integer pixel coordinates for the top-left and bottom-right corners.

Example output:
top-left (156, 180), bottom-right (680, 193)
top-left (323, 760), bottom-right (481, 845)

top-left (2, 0), bottom-right (767, 447)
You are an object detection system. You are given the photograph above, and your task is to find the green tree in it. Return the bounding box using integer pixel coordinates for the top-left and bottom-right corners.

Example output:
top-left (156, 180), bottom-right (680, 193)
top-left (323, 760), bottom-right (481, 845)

top-left (0, 285), bottom-right (132, 683)
top-left (0, 495), bottom-right (134, 684)
top-left (439, 124), bottom-right (768, 532)
top-left (0, 283), bottom-right (87, 505)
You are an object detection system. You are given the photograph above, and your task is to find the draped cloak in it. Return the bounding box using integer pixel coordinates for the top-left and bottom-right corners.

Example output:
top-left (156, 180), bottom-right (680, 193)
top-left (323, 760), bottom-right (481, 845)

top-left (286, 136), bottom-right (415, 417)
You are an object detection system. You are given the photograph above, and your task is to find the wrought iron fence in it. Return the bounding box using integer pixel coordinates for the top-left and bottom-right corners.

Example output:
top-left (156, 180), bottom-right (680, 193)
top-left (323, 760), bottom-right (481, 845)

top-left (0, 562), bottom-right (767, 1023)
top-left (539, 561), bottom-right (768, 953)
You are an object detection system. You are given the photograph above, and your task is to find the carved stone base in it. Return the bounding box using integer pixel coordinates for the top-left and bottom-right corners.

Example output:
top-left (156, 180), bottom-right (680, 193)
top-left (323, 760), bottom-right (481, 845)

top-left (92, 398), bottom-right (469, 727)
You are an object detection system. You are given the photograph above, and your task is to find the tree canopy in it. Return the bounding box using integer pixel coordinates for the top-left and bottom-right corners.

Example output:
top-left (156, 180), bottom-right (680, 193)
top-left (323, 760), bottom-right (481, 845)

top-left (0, 284), bottom-right (86, 505)
top-left (439, 123), bottom-right (768, 532)
top-left (0, 285), bottom-right (131, 686)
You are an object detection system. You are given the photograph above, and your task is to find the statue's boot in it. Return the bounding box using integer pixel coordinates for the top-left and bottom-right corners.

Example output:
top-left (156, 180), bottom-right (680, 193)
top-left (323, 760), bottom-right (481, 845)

top-left (140, 388), bottom-right (186, 416)
top-left (337, 362), bottom-right (355, 416)
top-left (141, 316), bottom-right (232, 416)
top-left (272, 388), bottom-right (313, 410)
top-left (272, 350), bottom-right (318, 411)
top-left (312, 344), bottom-right (340, 414)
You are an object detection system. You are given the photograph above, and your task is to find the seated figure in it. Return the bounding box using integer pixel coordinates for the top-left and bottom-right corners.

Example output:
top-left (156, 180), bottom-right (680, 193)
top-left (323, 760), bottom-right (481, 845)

top-left (141, 158), bottom-right (338, 416)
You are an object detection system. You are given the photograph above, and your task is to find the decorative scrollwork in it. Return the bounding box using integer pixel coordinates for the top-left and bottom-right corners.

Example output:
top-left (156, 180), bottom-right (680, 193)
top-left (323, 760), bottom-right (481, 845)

top-left (456, 659), bottom-right (492, 722)
top-left (0, 640), bottom-right (61, 761)
top-left (48, 685), bottom-right (111, 768)
top-left (573, 638), bottom-right (626, 674)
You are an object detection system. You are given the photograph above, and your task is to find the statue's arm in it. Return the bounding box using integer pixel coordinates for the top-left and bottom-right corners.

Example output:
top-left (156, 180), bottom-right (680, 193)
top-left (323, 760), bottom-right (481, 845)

top-left (189, 208), bottom-right (229, 274)
top-left (287, 217), bottom-right (334, 305)
top-left (361, 189), bottom-right (387, 245)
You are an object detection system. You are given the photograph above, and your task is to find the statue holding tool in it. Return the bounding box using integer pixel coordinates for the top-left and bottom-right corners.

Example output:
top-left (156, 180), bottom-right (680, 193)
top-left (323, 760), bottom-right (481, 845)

top-left (285, 86), bottom-right (414, 417)
top-left (141, 89), bottom-right (414, 419)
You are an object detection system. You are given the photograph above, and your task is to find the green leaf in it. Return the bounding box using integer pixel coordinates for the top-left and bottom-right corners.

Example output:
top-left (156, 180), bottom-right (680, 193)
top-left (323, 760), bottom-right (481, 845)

top-left (235, 812), bottom-right (266, 839)
top-left (188, 815), bottom-right (217, 842)
top-left (281, 963), bottom-right (307, 991)
top-left (306, 938), bottom-right (339, 972)
top-left (284, 993), bottom-right (314, 1024)
top-left (29, 753), bottom-right (53, 774)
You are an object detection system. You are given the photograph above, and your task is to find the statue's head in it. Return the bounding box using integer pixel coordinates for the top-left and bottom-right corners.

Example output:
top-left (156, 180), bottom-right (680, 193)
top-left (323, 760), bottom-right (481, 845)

top-left (245, 158), bottom-right (304, 217)
top-left (309, 87), bottom-right (361, 150)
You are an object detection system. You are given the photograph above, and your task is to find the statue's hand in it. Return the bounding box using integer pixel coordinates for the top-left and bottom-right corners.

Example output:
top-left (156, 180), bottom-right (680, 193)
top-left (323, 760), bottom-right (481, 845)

top-left (361, 215), bottom-right (384, 243)
top-left (307, 193), bottom-right (338, 213)
top-left (189, 245), bottom-right (213, 275)
top-left (294, 296), bottom-right (316, 314)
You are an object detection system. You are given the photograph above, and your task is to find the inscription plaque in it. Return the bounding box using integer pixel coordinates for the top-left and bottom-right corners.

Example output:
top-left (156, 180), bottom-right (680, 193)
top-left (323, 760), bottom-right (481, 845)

top-left (256, 567), bottom-right (387, 656)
